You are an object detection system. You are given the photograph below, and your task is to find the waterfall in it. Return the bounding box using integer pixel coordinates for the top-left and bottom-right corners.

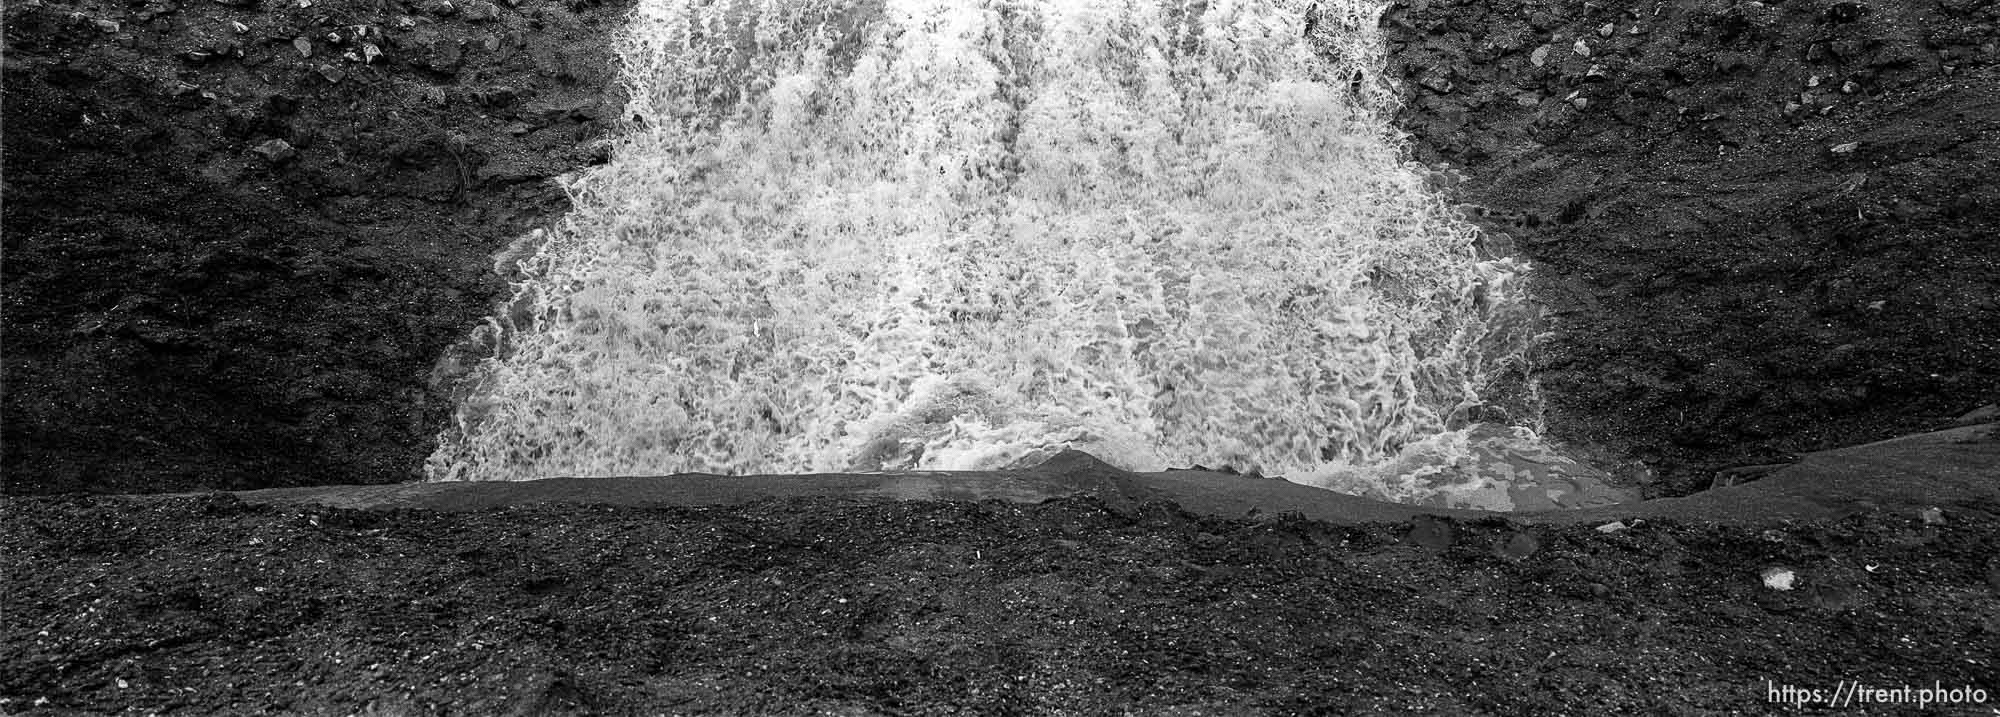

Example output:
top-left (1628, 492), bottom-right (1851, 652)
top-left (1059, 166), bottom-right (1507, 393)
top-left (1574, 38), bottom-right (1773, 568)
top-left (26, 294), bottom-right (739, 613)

top-left (427, 0), bottom-right (1547, 505)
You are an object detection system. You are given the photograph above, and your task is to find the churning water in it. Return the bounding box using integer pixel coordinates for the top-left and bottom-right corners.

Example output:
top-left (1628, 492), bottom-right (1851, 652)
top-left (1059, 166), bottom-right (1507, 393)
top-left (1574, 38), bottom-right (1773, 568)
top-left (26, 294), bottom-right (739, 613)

top-left (427, 0), bottom-right (1550, 504)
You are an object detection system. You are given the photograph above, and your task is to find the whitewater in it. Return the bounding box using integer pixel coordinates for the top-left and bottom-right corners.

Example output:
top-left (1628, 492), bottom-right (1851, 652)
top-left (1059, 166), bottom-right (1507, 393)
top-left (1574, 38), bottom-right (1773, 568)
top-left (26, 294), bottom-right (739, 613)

top-left (426, 0), bottom-right (1552, 505)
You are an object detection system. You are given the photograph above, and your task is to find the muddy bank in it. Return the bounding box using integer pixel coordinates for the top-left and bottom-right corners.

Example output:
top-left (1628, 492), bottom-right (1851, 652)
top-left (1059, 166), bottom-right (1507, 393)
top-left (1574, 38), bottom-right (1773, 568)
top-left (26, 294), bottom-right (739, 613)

top-left (212, 425), bottom-right (2000, 527)
top-left (3, 412), bottom-right (1995, 713)
top-left (2, 0), bottom-right (634, 493)
top-left (3, 492), bottom-right (1996, 714)
top-left (1380, 0), bottom-right (2000, 494)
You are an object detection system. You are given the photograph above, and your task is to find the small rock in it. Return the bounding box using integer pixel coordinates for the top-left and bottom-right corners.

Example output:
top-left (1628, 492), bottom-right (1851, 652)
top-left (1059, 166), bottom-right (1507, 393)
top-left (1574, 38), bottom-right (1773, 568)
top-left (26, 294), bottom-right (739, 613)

top-left (251, 139), bottom-right (296, 163)
top-left (1530, 44), bottom-right (1550, 67)
top-left (395, 15), bottom-right (416, 28)
top-left (584, 138), bottom-right (615, 164)
top-left (1841, 80), bottom-right (1859, 94)
top-left (1760, 566), bottom-right (1797, 591)
top-left (1570, 97), bottom-right (1589, 109)
top-left (343, 50), bottom-right (362, 62)
top-left (462, 0), bottom-right (500, 21)
top-left (478, 85), bottom-right (525, 108)
top-left (1830, 141), bottom-right (1859, 154)
top-left (1418, 70), bottom-right (1453, 93)
top-left (325, 31), bottom-right (343, 44)
top-left (1825, 1), bottom-right (1866, 23)
top-left (1407, 515), bottom-right (1455, 551)
top-left (1585, 64), bottom-right (1609, 80)
top-left (231, 20), bottom-right (249, 33)
top-left (1919, 507), bottom-right (1946, 525)
top-left (317, 64), bottom-right (344, 83)
top-left (1573, 39), bottom-right (1591, 57)
top-left (1598, 22), bottom-right (1614, 37)
top-left (1807, 74), bottom-right (1822, 87)
top-left (425, 0), bottom-right (456, 16)
top-left (362, 43), bottom-right (382, 63)
top-left (1595, 520), bottom-right (1629, 533)
top-left (410, 32), bottom-right (464, 72)
top-left (1495, 532), bottom-right (1540, 561)
top-left (293, 36), bottom-right (312, 57)
top-left (93, 18), bottom-right (120, 33)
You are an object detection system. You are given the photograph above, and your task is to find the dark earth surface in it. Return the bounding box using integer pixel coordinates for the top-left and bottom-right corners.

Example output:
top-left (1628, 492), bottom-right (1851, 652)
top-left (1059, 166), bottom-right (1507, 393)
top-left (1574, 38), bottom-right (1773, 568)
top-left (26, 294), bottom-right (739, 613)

top-left (3, 494), bottom-right (1998, 714)
top-left (4, 0), bottom-right (2000, 713)
top-left (3, 0), bottom-right (634, 494)
top-left (1381, 0), bottom-right (2000, 495)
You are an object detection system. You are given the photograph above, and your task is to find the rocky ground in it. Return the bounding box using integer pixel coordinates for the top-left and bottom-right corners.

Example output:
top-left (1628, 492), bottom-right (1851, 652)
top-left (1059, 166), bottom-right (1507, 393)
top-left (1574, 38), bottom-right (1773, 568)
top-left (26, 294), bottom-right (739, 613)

top-left (5, 0), bottom-right (1999, 713)
top-left (2, 0), bottom-right (635, 493)
top-left (1381, 0), bottom-right (2000, 494)
top-left (3, 494), bottom-right (1997, 714)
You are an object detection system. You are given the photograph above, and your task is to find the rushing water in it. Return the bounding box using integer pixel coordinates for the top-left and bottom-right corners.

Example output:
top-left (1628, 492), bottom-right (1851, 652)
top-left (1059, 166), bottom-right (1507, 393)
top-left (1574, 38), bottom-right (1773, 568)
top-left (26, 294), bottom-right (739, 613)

top-left (426, 0), bottom-right (1549, 504)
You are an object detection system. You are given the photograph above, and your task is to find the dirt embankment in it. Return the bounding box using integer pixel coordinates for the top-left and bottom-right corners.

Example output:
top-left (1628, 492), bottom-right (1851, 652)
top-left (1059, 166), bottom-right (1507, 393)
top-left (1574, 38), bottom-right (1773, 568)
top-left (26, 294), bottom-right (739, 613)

top-left (1381, 0), bottom-right (2000, 494)
top-left (2, 0), bottom-right (634, 494)
top-left (2, 493), bottom-right (1996, 714)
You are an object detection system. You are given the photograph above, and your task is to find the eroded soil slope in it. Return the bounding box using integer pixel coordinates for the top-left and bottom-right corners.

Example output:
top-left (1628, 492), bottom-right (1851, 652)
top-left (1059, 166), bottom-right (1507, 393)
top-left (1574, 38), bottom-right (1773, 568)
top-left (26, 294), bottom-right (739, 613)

top-left (2, 0), bottom-right (633, 493)
top-left (1382, 0), bottom-right (2000, 494)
